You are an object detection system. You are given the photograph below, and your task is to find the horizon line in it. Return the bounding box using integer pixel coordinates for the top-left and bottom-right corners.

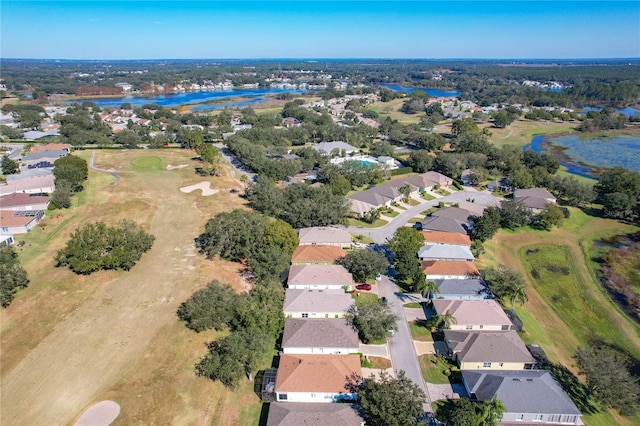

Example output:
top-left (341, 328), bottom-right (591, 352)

top-left (2, 57), bottom-right (640, 62)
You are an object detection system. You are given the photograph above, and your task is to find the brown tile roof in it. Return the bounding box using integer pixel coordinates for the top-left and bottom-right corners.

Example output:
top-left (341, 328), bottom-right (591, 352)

top-left (421, 260), bottom-right (480, 276)
top-left (275, 354), bottom-right (361, 393)
top-left (0, 210), bottom-right (41, 227)
top-left (422, 231), bottom-right (471, 246)
top-left (282, 319), bottom-right (360, 350)
top-left (291, 245), bottom-right (347, 263)
top-left (29, 143), bottom-right (71, 154)
top-left (266, 403), bottom-right (363, 426)
top-left (0, 193), bottom-right (50, 208)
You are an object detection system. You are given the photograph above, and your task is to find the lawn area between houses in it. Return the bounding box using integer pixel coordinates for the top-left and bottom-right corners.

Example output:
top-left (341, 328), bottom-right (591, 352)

top-left (0, 149), bottom-right (258, 426)
top-left (348, 217), bottom-right (389, 228)
top-left (409, 320), bottom-right (433, 342)
top-left (419, 354), bottom-right (459, 385)
top-left (479, 207), bottom-right (640, 426)
top-left (487, 120), bottom-right (578, 149)
top-left (367, 98), bottom-right (424, 124)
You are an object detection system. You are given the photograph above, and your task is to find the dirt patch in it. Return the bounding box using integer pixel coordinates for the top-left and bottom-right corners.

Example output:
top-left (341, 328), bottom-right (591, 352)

top-left (167, 164), bottom-right (189, 170)
top-left (180, 182), bottom-right (219, 196)
top-left (74, 400), bottom-right (120, 426)
top-left (369, 356), bottom-right (392, 369)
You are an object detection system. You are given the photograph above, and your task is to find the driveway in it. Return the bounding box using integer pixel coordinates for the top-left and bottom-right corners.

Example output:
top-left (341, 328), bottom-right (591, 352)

top-left (213, 143), bottom-right (256, 186)
top-left (379, 275), bottom-right (432, 413)
top-left (347, 189), bottom-right (499, 244)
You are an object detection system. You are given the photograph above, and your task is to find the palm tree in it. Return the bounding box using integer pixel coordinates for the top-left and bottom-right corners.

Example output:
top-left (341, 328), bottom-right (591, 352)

top-left (399, 184), bottom-right (412, 203)
top-left (417, 280), bottom-right (439, 300)
top-left (507, 285), bottom-right (528, 310)
top-left (441, 310), bottom-right (457, 330)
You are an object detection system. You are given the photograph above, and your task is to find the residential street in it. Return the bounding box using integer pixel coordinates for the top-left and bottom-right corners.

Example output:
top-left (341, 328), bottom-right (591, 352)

top-left (347, 189), bottom-right (499, 244)
top-left (378, 275), bottom-right (433, 414)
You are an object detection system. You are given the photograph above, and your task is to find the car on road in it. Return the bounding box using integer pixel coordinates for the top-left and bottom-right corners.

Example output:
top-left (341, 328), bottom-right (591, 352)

top-left (355, 284), bottom-right (372, 291)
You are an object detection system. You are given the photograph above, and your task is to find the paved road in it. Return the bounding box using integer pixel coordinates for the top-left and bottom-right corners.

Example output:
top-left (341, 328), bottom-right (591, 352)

top-left (347, 189), bottom-right (499, 244)
top-left (89, 150), bottom-right (121, 185)
top-left (379, 275), bottom-right (433, 413)
top-left (213, 142), bottom-right (256, 186)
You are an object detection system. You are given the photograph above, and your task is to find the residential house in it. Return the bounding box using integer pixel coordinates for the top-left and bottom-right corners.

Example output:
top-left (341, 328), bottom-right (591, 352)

top-left (312, 141), bottom-right (359, 156)
top-left (421, 260), bottom-right (480, 280)
top-left (462, 370), bottom-right (583, 425)
top-left (266, 403), bottom-right (364, 426)
top-left (282, 117), bottom-right (301, 128)
top-left (291, 245), bottom-right (346, 265)
top-left (434, 279), bottom-right (491, 300)
top-left (461, 169), bottom-right (473, 185)
top-left (22, 130), bottom-right (59, 140)
top-left (421, 216), bottom-right (467, 235)
top-left (455, 201), bottom-right (490, 218)
top-left (274, 354), bottom-right (361, 403)
top-left (514, 188), bottom-right (557, 213)
top-left (421, 230), bottom-right (471, 247)
top-left (287, 265), bottom-right (354, 290)
top-left (21, 150), bottom-right (69, 169)
top-left (422, 171), bottom-right (453, 187)
top-left (444, 330), bottom-right (536, 370)
top-left (281, 318), bottom-right (359, 355)
top-left (0, 174), bottom-right (55, 196)
top-left (432, 299), bottom-right (512, 331)
top-left (298, 227), bottom-right (352, 248)
top-left (487, 177), bottom-right (510, 193)
top-left (0, 193), bottom-right (50, 211)
top-left (283, 289), bottom-right (353, 319)
top-left (0, 210), bottom-right (44, 235)
top-left (0, 235), bottom-right (15, 245)
top-left (432, 206), bottom-right (474, 227)
top-left (418, 244), bottom-right (474, 262)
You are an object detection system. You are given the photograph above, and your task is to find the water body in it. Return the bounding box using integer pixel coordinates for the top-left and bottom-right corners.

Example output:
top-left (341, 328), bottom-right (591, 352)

top-left (66, 87), bottom-right (307, 108)
top-left (525, 134), bottom-right (640, 177)
top-left (379, 84), bottom-right (459, 98)
top-left (581, 105), bottom-right (640, 117)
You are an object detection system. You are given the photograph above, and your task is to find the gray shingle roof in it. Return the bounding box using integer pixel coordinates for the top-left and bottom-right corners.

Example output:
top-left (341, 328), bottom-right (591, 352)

top-left (435, 279), bottom-right (490, 298)
top-left (22, 150), bottom-right (68, 161)
top-left (444, 330), bottom-right (534, 364)
top-left (432, 206), bottom-right (473, 222)
top-left (282, 318), bottom-right (360, 349)
top-left (421, 216), bottom-right (467, 234)
top-left (313, 141), bottom-right (359, 155)
top-left (463, 370), bottom-right (581, 416)
top-left (283, 289), bottom-right (353, 314)
top-left (418, 244), bottom-right (474, 261)
top-left (266, 403), bottom-right (363, 426)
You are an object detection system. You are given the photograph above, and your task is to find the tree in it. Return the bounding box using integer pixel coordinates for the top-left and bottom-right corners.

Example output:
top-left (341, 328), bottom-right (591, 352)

top-left (407, 150), bottom-right (434, 173)
top-left (505, 283), bottom-right (528, 310)
top-left (114, 129), bottom-right (140, 148)
top-left (197, 144), bottom-right (222, 176)
top-left (440, 310), bottom-right (457, 330)
top-left (387, 227), bottom-right (425, 289)
top-left (50, 180), bottom-right (72, 209)
top-left (0, 245), bottom-right (29, 307)
top-left (263, 218), bottom-right (299, 255)
top-left (539, 203), bottom-right (565, 230)
top-left (472, 206), bottom-right (501, 241)
top-left (435, 397), bottom-right (505, 426)
top-left (493, 110), bottom-right (514, 128)
top-left (483, 266), bottom-right (526, 305)
top-left (1, 155), bottom-right (19, 175)
top-left (350, 298), bottom-right (398, 343)
top-left (177, 281), bottom-right (238, 332)
top-left (602, 192), bottom-right (637, 219)
top-left (53, 155), bottom-right (88, 192)
top-left (499, 199), bottom-right (531, 229)
top-left (181, 131), bottom-right (205, 150)
top-left (399, 184), bottom-right (412, 202)
top-left (417, 280), bottom-right (439, 299)
top-left (55, 220), bottom-right (155, 274)
top-left (370, 141), bottom-right (394, 157)
top-left (358, 370), bottom-right (426, 426)
top-left (576, 346), bottom-right (640, 415)
top-left (196, 327), bottom-right (271, 387)
top-left (339, 249), bottom-right (389, 283)
top-left (197, 209), bottom-right (267, 262)
top-left (451, 117), bottom-right (480, 137)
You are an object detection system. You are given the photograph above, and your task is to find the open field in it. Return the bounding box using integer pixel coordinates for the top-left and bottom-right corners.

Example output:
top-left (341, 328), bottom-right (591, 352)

top-left (0, 149), bottom-right (261, 425)
top-left (367, 98), bottom-right (424, 124)
top-left (487, 120), bottom-right (578, 149)
top-left (479, 207), bottom-right (640, 425)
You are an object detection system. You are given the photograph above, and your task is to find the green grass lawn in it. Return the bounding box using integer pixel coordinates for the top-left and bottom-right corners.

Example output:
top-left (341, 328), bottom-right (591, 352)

top-left (409, 320), bottom-right (433, 342)
top-left (367, 99), bottom-right (423, 124)
top-left (353, 234), bottom-right (375, 244)
top-left (130, 155), bottom-right (164, 172)
top-left (555, 167), bottom-right (598, 185)
top-left (421, 193), bottom-right (436, 201)
top-left (519, 244), bottom-right (640, 358)
top-left (347, 218), bottom-right (389, 228)
top-left (406, 198), bottom-right (420, 206)
top-left (380, 208), bottom-right (400, 217)
top-left (352, 292), bottom-right (379, 309)
top-left (404, 303), bottom-right (423, 308)
top-left (419, 355), bottom-right (456, 384)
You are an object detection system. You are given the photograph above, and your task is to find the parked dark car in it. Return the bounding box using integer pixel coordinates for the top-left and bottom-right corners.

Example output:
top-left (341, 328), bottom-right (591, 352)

top-left (356, 284), bottom-right (372, 291)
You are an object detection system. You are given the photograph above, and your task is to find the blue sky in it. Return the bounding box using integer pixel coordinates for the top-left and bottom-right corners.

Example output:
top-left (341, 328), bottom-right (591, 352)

top-left (2, 1), bottom-right (639, 59)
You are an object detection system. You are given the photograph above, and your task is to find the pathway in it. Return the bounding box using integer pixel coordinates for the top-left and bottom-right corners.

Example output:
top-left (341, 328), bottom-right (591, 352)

top-left (89, 150), bottom-right (121, 185)
top-left (213, 143), bottom-right (256, 188)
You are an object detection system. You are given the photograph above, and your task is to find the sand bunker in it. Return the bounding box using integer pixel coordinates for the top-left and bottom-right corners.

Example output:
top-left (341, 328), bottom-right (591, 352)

top-left (180, 182), bottom-right (219, 196)
top-left (166, 164), bottom-right (189, 170)
top-left (75, 400), bottom-right (120, 426)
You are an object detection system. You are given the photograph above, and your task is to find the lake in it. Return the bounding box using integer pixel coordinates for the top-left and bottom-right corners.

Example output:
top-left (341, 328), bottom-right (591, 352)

top-left (525, 134), bottom-right (640, 177)
top-left (581, 105), bottom-right (640, 117)
top-left (65, 87), bottom-right (307, 108)
top-left (379, 84), bottom-right (459, 98)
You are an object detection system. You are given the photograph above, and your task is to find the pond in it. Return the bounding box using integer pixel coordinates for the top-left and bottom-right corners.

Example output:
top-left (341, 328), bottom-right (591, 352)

top-left (525, 134), bottom-right (640, 177)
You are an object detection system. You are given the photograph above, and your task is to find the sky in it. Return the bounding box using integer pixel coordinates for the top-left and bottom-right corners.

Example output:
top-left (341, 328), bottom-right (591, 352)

top-left (1, 1), bottom-right (639, 59)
